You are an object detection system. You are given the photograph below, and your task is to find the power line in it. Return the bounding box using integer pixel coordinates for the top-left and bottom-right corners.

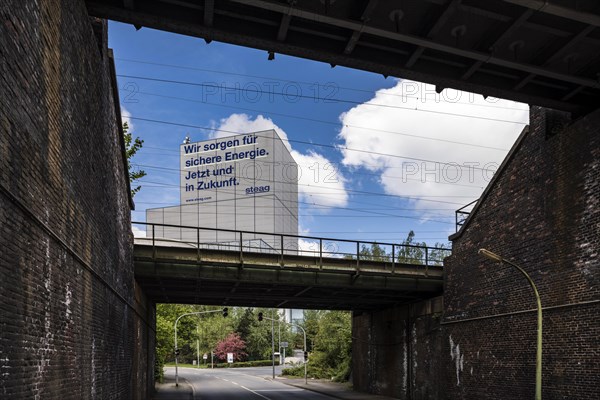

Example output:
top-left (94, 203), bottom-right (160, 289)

top-left (127, 115), bottom-right (505, 172)
top-left (133, 158), bottom-right (486, 190)
top-left (137, 175), bottom-right (476, 202)
top-left (122, 90), bottom-right (523, 152)
top-left (115, 57), bottom-right (529, 112)
top-left (134, 196), bottom-right (457, 213)
top-left (133, 192), bottom-right (456, 222)
top-left (118, 74), bottom-right (529, 125)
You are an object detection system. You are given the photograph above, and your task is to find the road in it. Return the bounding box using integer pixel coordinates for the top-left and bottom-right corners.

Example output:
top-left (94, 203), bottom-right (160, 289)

top-left (166, 366), bottom-right (338, 400)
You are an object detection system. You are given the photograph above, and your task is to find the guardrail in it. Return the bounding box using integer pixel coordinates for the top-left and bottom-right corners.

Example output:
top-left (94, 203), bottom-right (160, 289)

top-left (455, 199), bottom-right (478, 232)
top-left (132, 221), bottom-right (451, 268)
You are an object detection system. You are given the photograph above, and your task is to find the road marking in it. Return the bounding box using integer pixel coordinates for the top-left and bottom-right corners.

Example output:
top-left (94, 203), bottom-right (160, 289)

top-left (239, 385), bottom-right (272, 400)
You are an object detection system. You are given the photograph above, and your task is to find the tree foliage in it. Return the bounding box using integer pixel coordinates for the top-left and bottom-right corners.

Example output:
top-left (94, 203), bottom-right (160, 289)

top-left (215, 332), bottom-right (248, 362)
top-left (123, 121), bottom-right (146, 197)
top-left (347, 231), bottom-right (450, 265)
top-left (306, 311), bottom-right (352, 381)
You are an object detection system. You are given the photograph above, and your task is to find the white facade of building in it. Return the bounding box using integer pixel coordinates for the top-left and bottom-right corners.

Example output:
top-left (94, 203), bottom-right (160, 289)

top-left (146, 129), bottom-right (298, 252)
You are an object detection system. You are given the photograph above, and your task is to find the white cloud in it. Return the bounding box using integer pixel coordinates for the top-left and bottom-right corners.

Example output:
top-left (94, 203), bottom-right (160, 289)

top-left (337, 79), bottom-right (529, 212)
top-left (121, 107), bottom-right (134, 131)
top-left (297, 237), bottom-right (344, 258)
top-left (213, 113), bottom-right (348, 208)
top-left (132, 225), bottom-right (146, 238)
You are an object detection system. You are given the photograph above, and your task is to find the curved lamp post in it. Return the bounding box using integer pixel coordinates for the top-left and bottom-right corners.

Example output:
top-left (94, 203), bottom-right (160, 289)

top-left (174, 308), bottom-right (227, 386)
top-left (478, 249), bottom-right (542, 400)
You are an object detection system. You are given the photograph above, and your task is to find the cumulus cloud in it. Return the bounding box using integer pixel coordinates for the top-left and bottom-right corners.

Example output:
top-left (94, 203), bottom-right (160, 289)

top-left (131, 225), bottom-right (146, 238)
top-left (212, 113), bottom-right (348, 208)
top-left (337, 79), bottom-right (529, 212)
top-left (121, 107), bottom-right (134, 131)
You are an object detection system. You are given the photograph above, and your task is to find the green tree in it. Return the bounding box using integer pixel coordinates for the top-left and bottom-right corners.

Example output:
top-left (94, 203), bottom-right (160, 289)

top-left (397, 230), bottom-right (425, 264)
top-left (310, 311), bottom-right (352, 381)
top-left (284, 310), bottom-right (352, 382)
top-left (235, 307), bottom-right (255, 343)
top-left (123, 121), bottom-right (146, 197)
top-left (358, 242), bottom-right (390, 262)
top-left (246, 308), bottom-right (281, 360)
top-left (302, 309), bottom-right (324, 351)
top-left (154, 304), bottom-right (235, 379)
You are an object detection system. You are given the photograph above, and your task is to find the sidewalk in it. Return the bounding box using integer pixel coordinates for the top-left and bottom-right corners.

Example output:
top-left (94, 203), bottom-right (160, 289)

top-left (278, 377), bottom-right (398, 400)
top-left (151, 377), bottom-right (194, 400)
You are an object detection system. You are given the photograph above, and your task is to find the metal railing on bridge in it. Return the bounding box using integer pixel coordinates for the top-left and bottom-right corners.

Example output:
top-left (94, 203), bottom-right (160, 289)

top-left (455, 199), bottom-right (478, 232)
top-left (133, 222), bottom-right (451, 271)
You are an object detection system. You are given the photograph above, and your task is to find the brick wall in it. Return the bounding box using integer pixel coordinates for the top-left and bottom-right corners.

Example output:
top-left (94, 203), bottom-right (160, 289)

top-left (0, 1), bottom-right (153, 398)
top-left (352, 297), bottom-right (444, 399)
top-left (443, 107), bottom-right (600, 399)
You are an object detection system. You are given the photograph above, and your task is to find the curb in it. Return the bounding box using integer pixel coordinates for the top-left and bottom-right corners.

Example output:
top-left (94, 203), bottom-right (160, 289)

top-left (277, 378), bottom-right (397, 400)
top-left (278, 379), bottom-right (350, 400)
top-left (152, 377), bottom-right (194, 400)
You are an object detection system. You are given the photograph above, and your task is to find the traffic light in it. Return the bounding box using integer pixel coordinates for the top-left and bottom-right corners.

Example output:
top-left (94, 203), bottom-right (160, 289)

top-left (258, 312), bottom-right (263, 321)
top-left (175, 348), bottom-right (180, 356)
top-left (304, 351), bottom-right (308, 361)
top-left (222, 307), bottom-right (228, 317)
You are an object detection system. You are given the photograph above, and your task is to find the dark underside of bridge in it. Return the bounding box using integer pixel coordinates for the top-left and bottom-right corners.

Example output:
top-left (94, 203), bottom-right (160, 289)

top-left (86, 0), bottom-right (600, 114)
top-left (134, 244), bottom-right (443, 310)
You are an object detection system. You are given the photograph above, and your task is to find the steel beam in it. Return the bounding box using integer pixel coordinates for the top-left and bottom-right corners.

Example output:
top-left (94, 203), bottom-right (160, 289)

top-left (343, 0), bottom-right (379, 55)
top-left (406, 0), bottom-right (461, 68)
top-left (503, 0), bottom-right (600, 27)
top-left (228, 0), bottom-right (600, 90)
top-left (461, 8), bottom-right (534, 80)
top-left (204, 0), bottom-right (215, 27)
top-left (514, 25), bottom-right (596, 91)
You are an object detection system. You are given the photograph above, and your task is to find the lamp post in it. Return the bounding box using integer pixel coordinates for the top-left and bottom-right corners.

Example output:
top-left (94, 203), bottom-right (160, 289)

top-left (260, 314), bottom-right (308, 384)
top-left (174, 308), bottom-right (228, 386)
top-left (478, 249), bottom-right (542, 400)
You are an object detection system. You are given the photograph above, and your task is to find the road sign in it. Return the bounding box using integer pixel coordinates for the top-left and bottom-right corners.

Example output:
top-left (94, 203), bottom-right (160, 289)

top-left (227, 353), bottom-right (234, 363)
top-left (280, 341), bottom-right (288, 348)
top-left (203, 353), bottom-right (208, 360)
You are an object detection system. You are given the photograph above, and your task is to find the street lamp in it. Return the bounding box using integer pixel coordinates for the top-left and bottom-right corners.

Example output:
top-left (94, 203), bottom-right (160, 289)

top-left (259, 313), bottom-right (308, 384)
top-left (174, 308), bottom-right (228, 386)
top-left (478, 249), bottom-right (542, 400)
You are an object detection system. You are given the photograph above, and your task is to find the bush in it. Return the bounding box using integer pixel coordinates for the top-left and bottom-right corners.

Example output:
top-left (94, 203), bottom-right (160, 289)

top-left (155, 353), bottom-right (165, 383)
top-left (213, 359), bottom-right (274, 368)
top-left (281, 365), bottom-right (304, 377)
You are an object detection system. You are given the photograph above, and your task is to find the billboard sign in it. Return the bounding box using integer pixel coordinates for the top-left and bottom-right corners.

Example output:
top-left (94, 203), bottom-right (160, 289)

top-left (180, 133), bottom-right (273, 204)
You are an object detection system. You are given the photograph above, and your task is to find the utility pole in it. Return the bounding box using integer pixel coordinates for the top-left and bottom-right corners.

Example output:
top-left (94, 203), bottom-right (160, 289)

top-left (271, 310), bottom-right (275, 379)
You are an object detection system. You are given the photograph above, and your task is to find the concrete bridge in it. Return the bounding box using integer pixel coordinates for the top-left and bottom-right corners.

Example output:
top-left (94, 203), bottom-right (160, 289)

top-left (134, 222), bottom-right (446, 310)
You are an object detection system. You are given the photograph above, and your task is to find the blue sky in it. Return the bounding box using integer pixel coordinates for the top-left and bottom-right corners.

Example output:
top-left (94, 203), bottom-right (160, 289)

top-left (109, 21), bottom-right (529, 248)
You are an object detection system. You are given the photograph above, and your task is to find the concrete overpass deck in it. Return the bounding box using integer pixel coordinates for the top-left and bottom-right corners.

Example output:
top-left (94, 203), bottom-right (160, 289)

top-left (133, 223), bottom-right (447, 310)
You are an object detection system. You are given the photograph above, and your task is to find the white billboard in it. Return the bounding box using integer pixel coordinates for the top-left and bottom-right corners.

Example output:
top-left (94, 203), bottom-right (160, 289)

top-left (180, 132), bottom-right (274, 205)
top-left (147, 130), bottom-right (298, 249)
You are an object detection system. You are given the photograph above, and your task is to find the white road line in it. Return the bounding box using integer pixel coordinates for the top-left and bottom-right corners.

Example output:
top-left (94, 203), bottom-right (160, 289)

top-left (239, 385), bottom-right (272, 400)
top-left (215, 375), bottom-right (274, 399)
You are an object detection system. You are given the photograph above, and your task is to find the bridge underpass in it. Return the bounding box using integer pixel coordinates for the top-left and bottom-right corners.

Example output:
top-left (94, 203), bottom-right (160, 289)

top-left (134, 222), bottom-right (445, 310)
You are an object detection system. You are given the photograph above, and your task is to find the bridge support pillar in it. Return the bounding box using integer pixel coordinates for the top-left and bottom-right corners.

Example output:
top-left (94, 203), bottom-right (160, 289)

top-left (352, 297), bottom-right (443, 399)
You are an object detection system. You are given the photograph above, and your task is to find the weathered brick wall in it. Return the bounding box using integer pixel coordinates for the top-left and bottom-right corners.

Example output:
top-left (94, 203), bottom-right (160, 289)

top-left (443, 107), bottom-right (600, 399)
top-left (0, 1), bottom-right (153, 398)
top-left (352, 297), bottom-right (443, 399)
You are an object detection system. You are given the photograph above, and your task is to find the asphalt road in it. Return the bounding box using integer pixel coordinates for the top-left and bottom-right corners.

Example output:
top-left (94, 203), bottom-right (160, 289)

top-left (168, 367), bottom-right (337, 400)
